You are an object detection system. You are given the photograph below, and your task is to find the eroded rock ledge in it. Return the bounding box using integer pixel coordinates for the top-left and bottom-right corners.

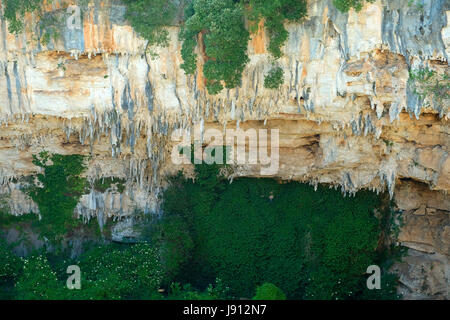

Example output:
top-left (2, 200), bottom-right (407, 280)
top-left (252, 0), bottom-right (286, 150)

top-left (0, 0), bottom-right (448, 299)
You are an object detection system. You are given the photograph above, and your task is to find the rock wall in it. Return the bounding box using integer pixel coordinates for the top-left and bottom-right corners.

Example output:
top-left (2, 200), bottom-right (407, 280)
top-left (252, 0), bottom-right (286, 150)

top-left (0, 0), bottom-right (448, 299)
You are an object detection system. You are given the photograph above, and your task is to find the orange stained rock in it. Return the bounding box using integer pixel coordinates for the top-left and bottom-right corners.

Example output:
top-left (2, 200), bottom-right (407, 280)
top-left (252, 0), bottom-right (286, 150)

top-left (300, 34), bottom-right (310, 62)
top-left (82, 7), bottom-right (116, 53)
top-left (195, 31), bottom-right (207, 92)
top-left (251, 20), bottom-right (267, 54)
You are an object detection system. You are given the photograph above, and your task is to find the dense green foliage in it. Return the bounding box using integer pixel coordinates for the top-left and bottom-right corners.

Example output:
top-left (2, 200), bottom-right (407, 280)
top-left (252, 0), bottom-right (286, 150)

top-left (179, 0), bottom-right (307, 94)
top-left (0, 241), bottom-right (227, 300)
top-left (5, 0), bottom-right (378, 94)
top-left (1, 243), bottom-right (163, 300)
top-left (244, 0), bottom-right (307, 59)
top-left (3, 0), bottom-right (61, 46)
top-left (3, 0), bottom-right (42, 35)
top-left (167, 279), bottom-right (230, 300)
top-left (123, 0), bottom-right (177, 48)
top-left (333, 0), bottom-right (375, 12)
top-left (0, 209), bottom-right (39, 229)
top-left (0, 239), bottom-right (22, 280)
top-left (15, 255), bottom-right (61, 300)
top-left (155, 163), bottom-right (400, 299)
top-left (264, 66), bottom-right (284, 89)
top-left (72, 243), bottom-right (163, 299)
top-left (0, 162), bottom-right (400, 300)
top-left (93, 177), bottom-right (126, 193)
top-left (180, 0), bottom-right (250, 95)
top-left (253, 283), bottom-right (286, 300)
top-left (26, 152), bottom-right (88, 241)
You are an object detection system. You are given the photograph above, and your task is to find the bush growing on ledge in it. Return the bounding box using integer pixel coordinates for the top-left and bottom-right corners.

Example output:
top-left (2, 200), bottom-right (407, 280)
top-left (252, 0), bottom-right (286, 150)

top-left (264, 66), bottom-right (284, 89)
top-left (179, 0), bottom-right (307, 94)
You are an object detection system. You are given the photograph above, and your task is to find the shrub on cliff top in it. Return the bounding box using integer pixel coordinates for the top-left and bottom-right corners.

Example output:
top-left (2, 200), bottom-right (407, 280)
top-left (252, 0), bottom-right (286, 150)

top-left (180, 0), bottom-right (250, 95)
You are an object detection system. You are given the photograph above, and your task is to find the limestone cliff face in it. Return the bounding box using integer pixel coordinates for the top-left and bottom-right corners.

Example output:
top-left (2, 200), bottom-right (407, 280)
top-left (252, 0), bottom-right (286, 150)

top-left (0, 0), bottom-right (448, 299)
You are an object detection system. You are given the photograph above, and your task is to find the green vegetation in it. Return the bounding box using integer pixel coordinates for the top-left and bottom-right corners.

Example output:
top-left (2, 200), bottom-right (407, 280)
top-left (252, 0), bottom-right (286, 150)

top-left (0, 160), bottom-right (401, 299)
top-left (244, 1), bottom-right (307, 89)
top-left (122, 0), bottom-right (177, 48)
top-left (3, 0), bottom-right (61, 46)
top-left (26, 151), bottom-right (89, 242)
top-left (3, 0), bottom-right (42, 35)
top-left (124, 0), bottom-right (308, 94)
top-left (407, 0), bottom-right (425, 11)
top-left (167, 280), bottom-right (230, 300)
top-left (5, 0), bottom-right (380, 94)
top-left (180, 0), bottom-right (250, 95)
top-left (0, 238), bottom-right (23, 299)
top-left (15, 255), bottom-right (61, 300)
top-left (264, 66), bottom-right (284, 89)
top-left (38, 12), bottom-right (61, 47)
top-left (72, 243), bottom-right (163, 299)
top-left (253, 283), bottom-right (286, 300)
top-left (383, 139), bottom-right (394, 147)
top-left (333, 0), bottom-right (375, 13)
top-left (0, 210), bottom-right (39, 229)
top-left (4, 243), bottom-right (163, 300)
top-left (244, 0), bottom-right (307, 59)
top-left (179, 0), bottom-right (307, 94)
top-left (0, 241), bottom-right (229, 300)
top-left (152, 162), bottom-right (400, 300)
top-left (409, 67), bottom-right (449, 116)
